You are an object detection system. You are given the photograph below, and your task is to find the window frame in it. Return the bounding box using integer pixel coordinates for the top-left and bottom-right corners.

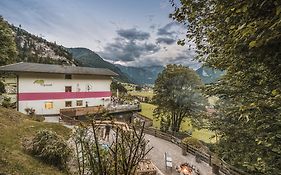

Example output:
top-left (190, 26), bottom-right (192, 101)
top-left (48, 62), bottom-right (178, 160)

top-left (65, 86), bottom-right (72, 92)
top-left (65, 101), bottom-right (72, 107)
top-left (45, 102), bottom-right (54, 109)
top-left (76, 100), bottom-right (83, 107)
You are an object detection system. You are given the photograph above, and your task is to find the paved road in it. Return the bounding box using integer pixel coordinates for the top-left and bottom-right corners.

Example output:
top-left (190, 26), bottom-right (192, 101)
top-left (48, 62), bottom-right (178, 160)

top-left (145, 134), bottom-right (214, 175)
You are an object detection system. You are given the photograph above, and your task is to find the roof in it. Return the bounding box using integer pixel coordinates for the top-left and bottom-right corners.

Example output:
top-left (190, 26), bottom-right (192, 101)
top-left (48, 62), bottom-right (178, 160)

top-left (0, 62), bottom-right (118, 76)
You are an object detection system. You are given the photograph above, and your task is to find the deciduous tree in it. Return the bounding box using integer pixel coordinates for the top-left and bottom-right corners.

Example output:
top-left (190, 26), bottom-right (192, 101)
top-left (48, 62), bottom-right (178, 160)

top-left (153, 64), bottom-right (205, 132)
top-left (170, 0), bottom-right (281, 173)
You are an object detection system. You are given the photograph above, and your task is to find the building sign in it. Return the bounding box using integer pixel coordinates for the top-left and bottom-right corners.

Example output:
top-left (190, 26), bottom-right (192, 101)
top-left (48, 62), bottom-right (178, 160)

top-left (33, 80), bottom-right (52, 87)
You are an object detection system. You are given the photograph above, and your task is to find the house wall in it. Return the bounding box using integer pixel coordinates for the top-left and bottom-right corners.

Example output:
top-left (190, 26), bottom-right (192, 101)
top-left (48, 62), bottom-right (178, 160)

top-left (18, 73), bottom-right (112, 115)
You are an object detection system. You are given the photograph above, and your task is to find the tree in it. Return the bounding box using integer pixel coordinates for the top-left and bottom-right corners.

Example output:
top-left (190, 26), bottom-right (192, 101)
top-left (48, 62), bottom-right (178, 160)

top-left (171, 0), bottom-right (281, 174)
top-left (0, 81), bottom-right (6, 94)
top-left (110, 80), bottom-right (127, 96)
top-left (153, 64), bottom-right (206, 132)
top-left (0, 16), bottom-right (17, 65)
top-left (73, 122), bottom-right (152, 175)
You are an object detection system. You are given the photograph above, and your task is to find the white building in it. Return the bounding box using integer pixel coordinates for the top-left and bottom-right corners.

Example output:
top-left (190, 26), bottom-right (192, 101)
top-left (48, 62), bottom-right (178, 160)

top-left (0, 62), bottom-right (117, 115)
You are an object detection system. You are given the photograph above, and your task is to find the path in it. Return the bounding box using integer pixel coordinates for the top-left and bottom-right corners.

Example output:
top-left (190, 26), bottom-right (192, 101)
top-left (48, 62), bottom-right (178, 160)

top-left (145, 134), bottom-right (214, 175)
top-left (43, 117), bottom-right (215, 174)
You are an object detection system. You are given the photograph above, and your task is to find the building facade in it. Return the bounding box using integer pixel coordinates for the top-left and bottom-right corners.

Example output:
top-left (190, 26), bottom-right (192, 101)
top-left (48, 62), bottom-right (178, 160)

top-left (0, 62), bottom-right (117, 115)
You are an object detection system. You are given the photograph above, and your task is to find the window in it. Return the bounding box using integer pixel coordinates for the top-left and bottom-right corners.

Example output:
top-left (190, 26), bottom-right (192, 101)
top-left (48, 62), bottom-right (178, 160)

top-left (65, 86), bottom-right (72, 92)
top-left (65, 101), bottom-right (72, 107)
top-left (76, 100), bottom-right (83, 106)
top-left (65, 74), bottom-right (72, 79)
top-left (45, 102), bottom-right (53, 109)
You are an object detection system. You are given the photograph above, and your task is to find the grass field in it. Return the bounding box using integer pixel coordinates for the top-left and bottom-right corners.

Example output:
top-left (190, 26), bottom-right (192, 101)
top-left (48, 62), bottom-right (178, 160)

top-left (139, 103), bottom-right (215, 143)
top-left (129, 91), bottom-right (154, 98)
top-left (0, 107), bottom-right (71, 175)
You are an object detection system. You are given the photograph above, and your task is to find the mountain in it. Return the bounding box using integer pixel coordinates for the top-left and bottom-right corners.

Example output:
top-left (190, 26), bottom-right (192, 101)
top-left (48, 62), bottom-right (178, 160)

top-left (196, 66), bottom-right (224, 84)
top-left (9, 24), bottom-right (78, 66)
top-left (67, 48), bottom-right (133, 83)
top-left (116, 65), bottom-right (164, 85)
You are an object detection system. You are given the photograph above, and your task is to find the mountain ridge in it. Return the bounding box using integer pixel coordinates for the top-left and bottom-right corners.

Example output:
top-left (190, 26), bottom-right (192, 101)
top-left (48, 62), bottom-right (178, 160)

top-left (67, 47), bottom-right (134, 83)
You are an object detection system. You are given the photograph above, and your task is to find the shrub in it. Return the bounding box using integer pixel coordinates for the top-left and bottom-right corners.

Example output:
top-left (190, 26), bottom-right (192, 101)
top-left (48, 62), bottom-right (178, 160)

top-left (24, 107), bottom-right (35, 115)
top-left (25, 130), bottom-right (72, 170)
top-left (1, 96), bottom-right (11, 108)
top-left (0, 81), bottom-right (6, 94)
top-left (182, 137), bottom-right (205, 150)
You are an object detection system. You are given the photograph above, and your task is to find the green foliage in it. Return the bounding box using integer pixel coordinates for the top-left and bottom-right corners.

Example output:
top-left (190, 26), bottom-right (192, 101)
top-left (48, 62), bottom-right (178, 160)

top-left (135, 85), bottom-right (142, 91)
top-left (153, 64), bottom-right (206, 132)
top-left (110, 80), bottom-right (128, 95)
top-left (171, 0), bottom-right (281, 174)
top-left (182, 137), bottom-right (204, 150)
top-left (0, 81), bottom-right (6, 94)
top-left (0, 17), bottom-right (17, 65)
top-left (25, 130), bottom-right (72, 170)
top-left (1, 96), bottom-right (11, 108)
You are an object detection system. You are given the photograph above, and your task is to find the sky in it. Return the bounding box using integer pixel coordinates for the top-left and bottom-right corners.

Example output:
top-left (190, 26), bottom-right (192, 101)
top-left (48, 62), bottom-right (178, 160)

top-left (0, 0), bottom-right (200, 68)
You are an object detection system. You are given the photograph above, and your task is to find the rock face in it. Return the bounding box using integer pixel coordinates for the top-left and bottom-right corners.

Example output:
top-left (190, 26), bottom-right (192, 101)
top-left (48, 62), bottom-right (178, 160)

top-left (10, 24), bottom-right (77, 66)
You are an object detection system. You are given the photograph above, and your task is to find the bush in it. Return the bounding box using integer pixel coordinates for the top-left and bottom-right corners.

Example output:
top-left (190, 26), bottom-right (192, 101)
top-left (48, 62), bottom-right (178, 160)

top-left (182, 137), bottom-right (205, 150)
top-left (0, 81), bottom-right (6, 94)
top-left (24, 130), bottom-right (72, 170)
top-left (1, 96), bottom-right (11, 108)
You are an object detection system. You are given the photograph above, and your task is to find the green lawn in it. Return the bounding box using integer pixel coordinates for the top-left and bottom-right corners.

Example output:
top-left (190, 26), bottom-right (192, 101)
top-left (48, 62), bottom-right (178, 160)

top-left (129, 91), bottom-right (154, 98)
top-left (0, 107), bottom-right (71, 175)
top-left (139, 103), bottom-right (215, 143)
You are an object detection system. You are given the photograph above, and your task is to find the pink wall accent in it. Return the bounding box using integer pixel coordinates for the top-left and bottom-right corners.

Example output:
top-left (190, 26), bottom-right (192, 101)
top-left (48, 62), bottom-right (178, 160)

top-left (18, 91), bottom-right (112, 101)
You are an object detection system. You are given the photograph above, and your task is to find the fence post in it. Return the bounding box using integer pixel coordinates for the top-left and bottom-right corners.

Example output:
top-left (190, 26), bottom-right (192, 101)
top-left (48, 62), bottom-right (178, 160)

top-left (186, 144), bottom-right (189, 153)
top-left (209, 155), bottom-right (212, 166)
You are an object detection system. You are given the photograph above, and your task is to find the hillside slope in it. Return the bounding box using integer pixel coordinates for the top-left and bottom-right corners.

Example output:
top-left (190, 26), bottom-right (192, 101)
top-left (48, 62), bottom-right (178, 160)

top-left (67, 47), bottom-right (134, 83)
top-left (0, 107), bottom-right (71, 175)
top-left (10, 24), bottom-right (78, 66)
top-left (116, 64), bottom-right (164, 85)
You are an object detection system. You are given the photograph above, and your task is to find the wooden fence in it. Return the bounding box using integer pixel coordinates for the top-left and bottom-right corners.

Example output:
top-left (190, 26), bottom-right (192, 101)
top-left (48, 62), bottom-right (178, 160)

top-left (60, 113), bottom-right (248, 175)
top-left (143, 127), bottom-right (249, 175)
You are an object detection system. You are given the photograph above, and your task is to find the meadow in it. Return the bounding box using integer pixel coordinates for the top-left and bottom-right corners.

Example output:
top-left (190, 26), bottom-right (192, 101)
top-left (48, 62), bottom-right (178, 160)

top-left (139, 102), bottom-right (215, 143)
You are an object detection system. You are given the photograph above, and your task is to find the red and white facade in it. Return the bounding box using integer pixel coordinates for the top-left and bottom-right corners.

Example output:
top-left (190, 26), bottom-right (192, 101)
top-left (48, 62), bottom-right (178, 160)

top-left (0, 62), bottom-right (116, 115)
top-left (18, 73), bottom-right (112, 115)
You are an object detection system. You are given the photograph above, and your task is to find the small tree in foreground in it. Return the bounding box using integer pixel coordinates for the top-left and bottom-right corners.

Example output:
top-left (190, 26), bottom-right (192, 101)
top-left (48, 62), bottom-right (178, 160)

top-left (73, 122), bottom-right (152, 175)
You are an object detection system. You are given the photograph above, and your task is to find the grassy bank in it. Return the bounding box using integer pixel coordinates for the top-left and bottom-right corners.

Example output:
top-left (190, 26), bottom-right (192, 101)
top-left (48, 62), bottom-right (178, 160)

top-left (139, 103), bottom-right (215, 143)
top-left (129, 91), bottom-right (154, 98)
top-left (0, 107), bottom-right (71, 175)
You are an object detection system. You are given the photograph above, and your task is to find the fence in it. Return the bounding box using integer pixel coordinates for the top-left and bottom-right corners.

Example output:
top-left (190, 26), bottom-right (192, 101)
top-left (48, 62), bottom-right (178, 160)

top-left (60, 113), bottom-right (248, 175)
top-left (143, 127), bottom-right (249, 175)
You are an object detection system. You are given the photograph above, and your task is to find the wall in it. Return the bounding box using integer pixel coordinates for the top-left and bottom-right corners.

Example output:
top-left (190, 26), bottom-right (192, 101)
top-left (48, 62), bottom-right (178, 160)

top-left (18, 73), bottom-right (112, 115)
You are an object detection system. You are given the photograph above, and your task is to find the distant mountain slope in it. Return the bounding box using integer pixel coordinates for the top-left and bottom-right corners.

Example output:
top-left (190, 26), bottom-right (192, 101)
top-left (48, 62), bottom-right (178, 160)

top-left (9, 25), bottom-right (77, 65)
top-left (116, 65), bottom-right (164, 85)
top-left (67, 48), bottom-right (133, 83)
top-left (196, 66), bottom-right (224, 84)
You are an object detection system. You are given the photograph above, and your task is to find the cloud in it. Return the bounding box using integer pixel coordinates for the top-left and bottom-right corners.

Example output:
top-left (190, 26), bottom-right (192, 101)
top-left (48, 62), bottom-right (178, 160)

top-left (157, 22), bottom-right (179, 36)
top-left (116, 28), bottom-right (150, 41)
top-left (156, 37), bottom-right (176, 45)
top-left (99, 37), bottom-right (160, 62)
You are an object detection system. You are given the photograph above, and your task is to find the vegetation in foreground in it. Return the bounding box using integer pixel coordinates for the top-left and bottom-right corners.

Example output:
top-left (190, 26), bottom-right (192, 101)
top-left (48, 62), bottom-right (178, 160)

top-left (171, 0), bottom-right (281, 173)
top-left (72, 122), bottom-right (152, 175)
top-left (0, 107), bottom-right (71, 175)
